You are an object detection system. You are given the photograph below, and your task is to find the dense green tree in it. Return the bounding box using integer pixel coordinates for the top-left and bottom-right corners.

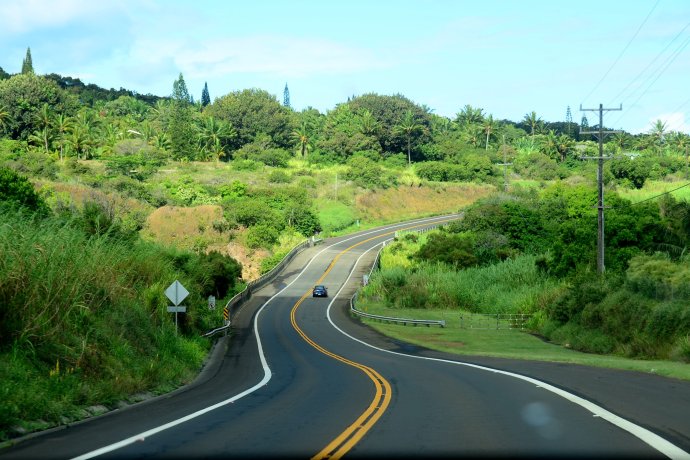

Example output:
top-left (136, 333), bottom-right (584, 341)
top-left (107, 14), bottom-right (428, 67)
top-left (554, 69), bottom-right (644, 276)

top-left (169, 73), bottom-right (196, 160)
top-left (0, 73), bottom-right (76, 140)
top-left (201, 82), bottom-right (211, 107)
top-left (0, 166), bottom-right (48, 214)
top-left (103, 96), bottom-right (149, 121)
top-left (21, 47), bottom-right (34, 74)
top-left (358, 109), bottom-right (380, 137)
top-left (0, 66), bottom-right (9, 80)
top-left (206, 88), bottom-right (293, 150)
top-left (348, 93), bottom-right (432, 156)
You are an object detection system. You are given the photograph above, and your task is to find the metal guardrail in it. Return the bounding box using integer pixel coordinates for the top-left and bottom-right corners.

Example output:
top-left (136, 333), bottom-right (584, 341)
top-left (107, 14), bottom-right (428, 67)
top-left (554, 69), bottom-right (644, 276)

top-left (350, 293), bottom-right (446, 327)
top-left (459, 313), bottom-right (533, 330)
top-left (350, 223), bottom-right (452, 328)
top-left (201, 236), bottom-right (322, 337)
top-left (201, 323), bottom-right (231, 338)
top-left (224, 236), bottom-right (319, 313)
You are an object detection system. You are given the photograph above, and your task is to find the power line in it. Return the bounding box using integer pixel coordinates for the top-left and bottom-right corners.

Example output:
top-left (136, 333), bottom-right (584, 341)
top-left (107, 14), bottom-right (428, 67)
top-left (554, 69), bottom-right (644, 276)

top-left (581, 0), bottom-right (660, 105)
top-left (610, 30), bottom-right (690, 129)
top-left (607, 20), bottom-right (690, 108)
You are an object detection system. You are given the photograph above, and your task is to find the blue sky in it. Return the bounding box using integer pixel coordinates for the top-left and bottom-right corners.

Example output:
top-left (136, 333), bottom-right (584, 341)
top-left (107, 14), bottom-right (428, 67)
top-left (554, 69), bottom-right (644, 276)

top-left (2, 0), bottom-right (689, 134)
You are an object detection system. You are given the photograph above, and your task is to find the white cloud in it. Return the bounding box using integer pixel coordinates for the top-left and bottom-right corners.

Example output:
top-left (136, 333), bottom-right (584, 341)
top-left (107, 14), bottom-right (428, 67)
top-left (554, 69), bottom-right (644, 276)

top-left (0, 0), bottom-right (121, 35)
top-left (121, 35), bottom-right (391, 80)
top-left (639, 112), bottom-right (689, 134)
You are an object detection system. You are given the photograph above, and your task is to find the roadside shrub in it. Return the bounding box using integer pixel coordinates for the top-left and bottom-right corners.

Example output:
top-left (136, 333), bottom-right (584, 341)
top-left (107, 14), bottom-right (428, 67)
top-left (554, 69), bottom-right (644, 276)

top-left (3, 151), bottom-right (58, 179)
top-left (268, 170), bottom-right (291, 183)
top-left (414, 232), bottom-right (478, 268)
top-left (246, 224), bottom-right (279, 248)
top-left (0, 167), bottom-right (49, 215)
top-left (200, 251), bottom-right (242, 298)
top-left (343, 156), bottom-right (390, 189)
top-left (232, 159), bottom-right (261, 171)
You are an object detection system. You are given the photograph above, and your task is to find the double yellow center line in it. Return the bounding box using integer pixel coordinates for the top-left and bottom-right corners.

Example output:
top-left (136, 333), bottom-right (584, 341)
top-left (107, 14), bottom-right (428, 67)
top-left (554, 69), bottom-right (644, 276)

top-left (289, 219), bottom-right (457, 459)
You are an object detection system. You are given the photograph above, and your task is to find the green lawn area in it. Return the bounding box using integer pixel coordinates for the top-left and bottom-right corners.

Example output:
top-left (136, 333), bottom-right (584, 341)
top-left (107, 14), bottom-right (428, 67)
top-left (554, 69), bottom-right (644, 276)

top-left (617, 179), bottom-right (690, 203)
top-left (317, 199), bottom-right (357, 233)
top-left (357, 305), bottom-right (690, 381)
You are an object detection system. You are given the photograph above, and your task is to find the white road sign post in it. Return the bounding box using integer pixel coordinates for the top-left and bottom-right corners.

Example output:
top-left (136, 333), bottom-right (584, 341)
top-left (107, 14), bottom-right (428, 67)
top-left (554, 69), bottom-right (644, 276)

top-left (165, 280), bottom-right (189, 333)
top-left (208, 295), bottom-right (216, 310)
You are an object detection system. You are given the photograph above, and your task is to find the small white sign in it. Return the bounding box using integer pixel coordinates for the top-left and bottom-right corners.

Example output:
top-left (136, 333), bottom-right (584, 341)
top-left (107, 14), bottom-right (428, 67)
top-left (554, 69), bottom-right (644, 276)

top-left (165, 280), bottom-right (189, 306)
top-left (208, 295), bottom-right (216, 310)
top-left (167, 306), bottom-right (187, 313)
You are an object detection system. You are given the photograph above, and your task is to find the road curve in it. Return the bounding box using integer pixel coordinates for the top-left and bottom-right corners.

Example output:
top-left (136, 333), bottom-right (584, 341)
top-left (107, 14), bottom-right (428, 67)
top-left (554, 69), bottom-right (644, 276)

top-left (2, 215), bottom-right (689, 459)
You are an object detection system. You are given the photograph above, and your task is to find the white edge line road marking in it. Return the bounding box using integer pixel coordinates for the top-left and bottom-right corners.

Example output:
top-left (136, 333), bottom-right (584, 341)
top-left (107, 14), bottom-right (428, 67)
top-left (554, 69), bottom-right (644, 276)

top-left (71, 215), bottom-right (455, 460)
top-left (325, 243), bottom-right (690, 460)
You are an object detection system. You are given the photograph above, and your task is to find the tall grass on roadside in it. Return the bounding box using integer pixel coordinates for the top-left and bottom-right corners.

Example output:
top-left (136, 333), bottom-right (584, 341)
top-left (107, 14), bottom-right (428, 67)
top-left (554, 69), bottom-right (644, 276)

top-left (0, 208), bottom-right (214, 440)
top-left (362, 253), bottom-right (562, 314)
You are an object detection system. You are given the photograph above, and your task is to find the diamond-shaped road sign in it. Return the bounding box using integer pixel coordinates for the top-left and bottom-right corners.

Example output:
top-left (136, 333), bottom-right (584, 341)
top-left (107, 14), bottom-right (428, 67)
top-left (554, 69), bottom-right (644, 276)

top-left (165, 280), bottom-right (189, 306)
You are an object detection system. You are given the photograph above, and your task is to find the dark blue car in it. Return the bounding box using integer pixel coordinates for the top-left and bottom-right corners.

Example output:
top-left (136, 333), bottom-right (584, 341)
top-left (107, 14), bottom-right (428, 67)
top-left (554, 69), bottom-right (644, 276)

top-left (312, 285), bottom-right (328, 297)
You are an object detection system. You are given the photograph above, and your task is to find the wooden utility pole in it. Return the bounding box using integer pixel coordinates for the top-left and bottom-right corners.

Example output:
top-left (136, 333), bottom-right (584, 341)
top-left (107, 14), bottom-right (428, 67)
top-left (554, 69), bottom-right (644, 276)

top-left (580, 103), bottom-right (622, 275)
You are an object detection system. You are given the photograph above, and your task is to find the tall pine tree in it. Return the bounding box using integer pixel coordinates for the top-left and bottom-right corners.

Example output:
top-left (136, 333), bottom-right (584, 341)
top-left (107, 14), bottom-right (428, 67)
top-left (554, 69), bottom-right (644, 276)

top-left (283, 83), bottom-right (290, 108)
top-left (21, 47), bottom-right (34, 74)
top-left (201, 82), bottom-right (211, 107)
top-left (169, 73), bottom-right (196, 160)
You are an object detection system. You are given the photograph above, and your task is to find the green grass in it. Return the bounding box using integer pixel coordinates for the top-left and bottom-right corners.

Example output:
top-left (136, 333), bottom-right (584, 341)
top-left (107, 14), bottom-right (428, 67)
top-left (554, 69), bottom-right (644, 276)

top-left (357, 235), bottom-right (690, 381)
top-left (317, 199), bottom-right (358, 234)
top-left (358, 305), bottom-right (690, 381)
top-left (617, 179), bottom-right (690, 203)
top-left (0, 209), bottom-right (216, 441)
top-left (362, 253), bottom-right (562, 313)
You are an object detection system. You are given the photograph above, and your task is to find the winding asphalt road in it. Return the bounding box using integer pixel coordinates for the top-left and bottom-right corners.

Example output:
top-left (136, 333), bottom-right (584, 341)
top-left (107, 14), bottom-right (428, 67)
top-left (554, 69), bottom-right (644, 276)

top-left (3, 215), bottom-right (690, 459)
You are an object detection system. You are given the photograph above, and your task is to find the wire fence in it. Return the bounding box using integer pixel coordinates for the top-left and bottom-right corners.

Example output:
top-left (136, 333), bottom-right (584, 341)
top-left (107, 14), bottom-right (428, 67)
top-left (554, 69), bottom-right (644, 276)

top-left (459, 313), bottom-right (533, 330)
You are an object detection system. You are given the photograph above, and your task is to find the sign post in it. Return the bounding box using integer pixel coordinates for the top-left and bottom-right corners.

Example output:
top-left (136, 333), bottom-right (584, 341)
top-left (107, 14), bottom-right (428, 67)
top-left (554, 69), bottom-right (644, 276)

top-left (208, 295), bottom-right (216, 310)
top-left (165, 280), bottom-right (189, 334)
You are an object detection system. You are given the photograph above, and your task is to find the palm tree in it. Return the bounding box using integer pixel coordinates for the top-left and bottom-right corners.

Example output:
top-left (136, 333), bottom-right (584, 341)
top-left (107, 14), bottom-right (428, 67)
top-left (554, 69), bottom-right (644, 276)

top-left (455, 104), bottom-right (484, 128)
top-left (463, 125), bottom-right (483, 148)
top-left (669, 132), bottom-right (690, 176)
top-left (291, 122), bottom-right (312, 158)
top-left (649, 119), bottom-right (668, 155)
top-left (394, 110), bottom-right (424, 165)
top-left (540, 130), bottom-right (559, 159)
top-left (33, 103), bottom-right (54, 153)
top-left (358, 109), bottom-right (379, 137)
top-left (610, 132), bottom-right (631, 152)
top-left (53, 113), bottom-right (72, 161)
top-left (151, 132), bottom-right (171, 151)
top-left (197, 116), bottom-right (234, 162)
top-left (0, 105), bottom-right (10, 133)
top-left (555, 134), bottom-right (575, 162)
top-left (482, 115), bottom-right (496, 150)
top-left (208, 138), bottom-right (226, 163)
top-left (523, 111), bottom-right (542, 137)
top-left (67, 121), bottom-right (93, 160)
